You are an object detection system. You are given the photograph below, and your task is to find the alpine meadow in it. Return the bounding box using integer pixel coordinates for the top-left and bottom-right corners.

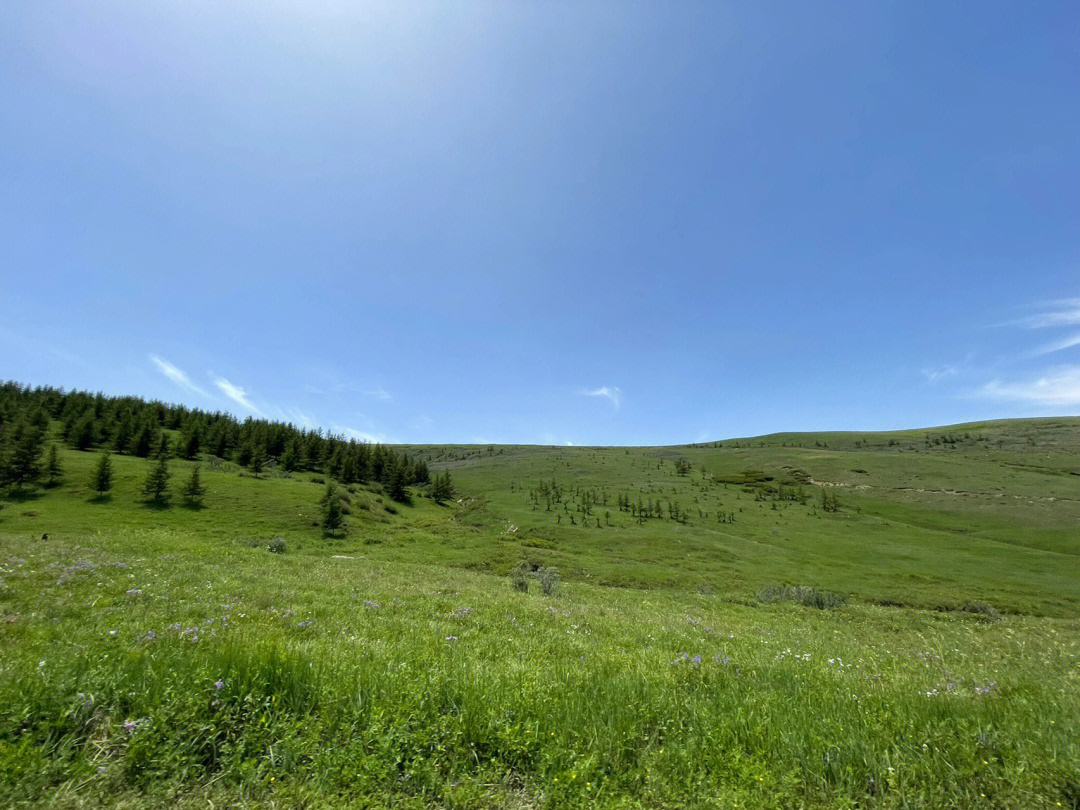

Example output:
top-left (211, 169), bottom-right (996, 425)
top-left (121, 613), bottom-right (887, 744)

top-left (4, 1), bottom-right (1080, 808)
top-left (1, 383), bottom-right (1078, 808)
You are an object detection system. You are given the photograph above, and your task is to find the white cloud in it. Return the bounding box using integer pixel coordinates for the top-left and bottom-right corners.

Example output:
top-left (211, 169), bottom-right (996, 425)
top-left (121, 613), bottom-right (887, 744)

top-left (150, 355), bottom-right (211, 398)
top-left (979, 366), bottom-right (1080, 407)
top-left (1020, 299), bottom-right (1080, 329)
top-left (1031, 332), bottom-right (1080, 357)
top-left (332, 425), bottom-right (393, 444)
top-left (921, 365), bottom-right (958, 383)
top-left (366, 386), bottom-right (392, 401)
top-left (213, 376), bottom-right (265, 416)
top-left (583, 385), bottom-right (622, 408)
top-left (270, 405), bottom-right (316, 428)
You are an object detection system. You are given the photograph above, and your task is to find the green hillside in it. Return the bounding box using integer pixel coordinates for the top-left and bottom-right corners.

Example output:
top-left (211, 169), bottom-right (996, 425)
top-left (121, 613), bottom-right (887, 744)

top-left (2, 390), bottom-right (1079, 807)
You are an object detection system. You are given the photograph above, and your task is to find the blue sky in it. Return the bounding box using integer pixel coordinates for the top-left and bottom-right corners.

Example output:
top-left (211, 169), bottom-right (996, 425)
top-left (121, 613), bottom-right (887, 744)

top-left (2, 1), bottom-right (1078, 445)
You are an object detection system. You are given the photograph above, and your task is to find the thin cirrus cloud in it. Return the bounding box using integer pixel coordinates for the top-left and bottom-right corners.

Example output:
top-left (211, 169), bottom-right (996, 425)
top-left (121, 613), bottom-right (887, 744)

top-left (331, 424), bottom-right (394, 444)
top-left (583, 386), bottom-right (622, 408)
top-left (980, 366), bottom-right (1080, 407)
top-left (1030, 332), bottom-right (1080, 357)
top-left (1018, 299), bottom-right (1080, 329)
top-left (921, 366), bottom-right (958, 383)
top-left (366, 386), bottom-right (392, 401)
top-left (213, 376), bottom-right (265, 417)
top-left (150, 355), bottom-right (211, 399)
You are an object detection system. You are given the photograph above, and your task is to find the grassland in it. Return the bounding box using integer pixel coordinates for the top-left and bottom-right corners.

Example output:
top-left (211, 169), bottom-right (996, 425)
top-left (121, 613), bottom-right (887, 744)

top-left (2, 418), bottom-right (1079, 807)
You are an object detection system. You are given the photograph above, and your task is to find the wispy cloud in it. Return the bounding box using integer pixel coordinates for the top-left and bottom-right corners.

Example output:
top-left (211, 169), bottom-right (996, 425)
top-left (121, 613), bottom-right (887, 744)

top-left (583, 385), bottom-right (622, 408)
top-left (213, 376), bottom-right (264, 416)
top-left (366, 386), bottom-right (392, 401)
top-left (332, 424), bottom-right (393, 444)
top-left (1019, 299), bottom-right (1080, 329)
top-left (921, 365), bottom-right (958, 383)
top-left (979, 365), bottom-right (1080, 407)
top-left (1030, 332), bottom-right (1080, 357)
top-left (150, 355), bottom-right (211, 398)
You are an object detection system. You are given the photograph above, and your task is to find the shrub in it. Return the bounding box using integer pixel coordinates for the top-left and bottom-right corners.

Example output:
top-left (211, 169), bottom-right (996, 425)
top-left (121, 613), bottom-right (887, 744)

top-left (510, 561), bottom-right (531, 592)
top-left (759, 584), bottom-right (846, 609)
top-left (537, 566), bottom-right (560, 596)
top-left (959, 601), bottom-right (1001, 622)
top-left (266, 537), bottom-right (287, 554)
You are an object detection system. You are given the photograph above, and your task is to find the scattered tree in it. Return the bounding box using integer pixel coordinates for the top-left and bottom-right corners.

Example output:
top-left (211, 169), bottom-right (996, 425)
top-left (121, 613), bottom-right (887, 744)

top-left (93, 451), bottom-right (113, 495)
top-left (143, 452), bottom-right (171, 503)
top-left (181, 465), bottom-right (206, 507)
top-left (45, 444), bottom-right (62, 487)
top-left (250, 446), bottom-right (266, 479)
top-left (321, 481), bottom-right (343, 534)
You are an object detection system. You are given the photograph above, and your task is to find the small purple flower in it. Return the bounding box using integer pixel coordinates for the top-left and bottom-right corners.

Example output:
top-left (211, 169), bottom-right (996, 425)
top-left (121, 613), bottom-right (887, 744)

top-left (297, 619), bottom-right (313, 629)
top-left (123, 719), bottom-right (138, 734)
top-left (214, 679), bottom-right (225, 691)
top-left (691, 655), bottom-right (702, 665)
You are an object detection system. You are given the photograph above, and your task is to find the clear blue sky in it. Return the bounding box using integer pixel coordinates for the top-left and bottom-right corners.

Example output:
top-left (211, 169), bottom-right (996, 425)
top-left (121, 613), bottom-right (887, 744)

top-left (2, 2), bottom-right (1078, 445)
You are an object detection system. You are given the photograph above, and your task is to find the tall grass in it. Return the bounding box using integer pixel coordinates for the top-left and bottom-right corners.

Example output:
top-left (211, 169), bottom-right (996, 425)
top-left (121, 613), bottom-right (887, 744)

top-left (1, 530), bottom-right (1077, 807)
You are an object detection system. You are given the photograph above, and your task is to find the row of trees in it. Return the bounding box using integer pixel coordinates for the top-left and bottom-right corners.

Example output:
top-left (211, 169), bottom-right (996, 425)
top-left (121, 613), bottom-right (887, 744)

top-left (0, 382), bottom-right (442, 501)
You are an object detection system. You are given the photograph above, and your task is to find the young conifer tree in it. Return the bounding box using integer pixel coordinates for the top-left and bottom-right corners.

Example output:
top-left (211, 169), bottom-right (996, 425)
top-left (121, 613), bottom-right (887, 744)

top-left (93, 451), bottom-right (113, 495)
top-left (182, 464), bottom-right (206, 507)
top-left (45, 444), bottom-right (63, 486)
top-left (143, 452), bottom-right (171, 503)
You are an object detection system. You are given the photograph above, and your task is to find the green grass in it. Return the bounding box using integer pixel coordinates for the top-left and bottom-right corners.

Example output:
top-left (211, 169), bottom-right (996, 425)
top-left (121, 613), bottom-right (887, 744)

top-left (2, 418), bottom-right (1080, 807)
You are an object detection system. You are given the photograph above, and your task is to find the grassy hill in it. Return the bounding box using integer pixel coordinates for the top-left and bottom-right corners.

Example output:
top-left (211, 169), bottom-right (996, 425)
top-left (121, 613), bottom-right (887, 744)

top-left (2, 417), bottom-right (1079, 807)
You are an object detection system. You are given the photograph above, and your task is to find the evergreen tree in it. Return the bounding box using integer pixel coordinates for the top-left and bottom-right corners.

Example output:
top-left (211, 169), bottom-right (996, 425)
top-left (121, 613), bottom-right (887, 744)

top-left (281, 441), bottom-right (299, 472)
top-left (389, 462), bottom-right (409, 502)
top-left (143, 452), bottom-right (171, 503)
top-left (112, 413), bottom-right (134, 453)
top-left (132, 421), bottom-right (156, 458)
top-left (93, 451), bottom-right (113, 495)
top-left (4, 419), bottom-right (44, 489)
top-left (181, 465), bottom-right (206, 507)
top-left (71, 411), bottom-right (97, 451)
top-left (45, 444), bottom-right (62, 486)
top-left (321, 481), bottom-right (343, 534)
top-left (250, 445), bottom-right (266, 479)
top-left (179, 422), bottom-right (201, 460)
top-left (431, 471), bottom-right (455, 504)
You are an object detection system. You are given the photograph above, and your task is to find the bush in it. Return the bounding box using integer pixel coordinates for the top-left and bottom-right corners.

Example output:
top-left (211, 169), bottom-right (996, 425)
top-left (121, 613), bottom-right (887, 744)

top-left (537, 566), bottom-right (560, 596)
top-left (759, 584), bottom-right (846, 610)
top-left (510, 561), bottom-right (531, 592)
top-left (266, 537), bottom-right (287, 554)
top-left (959, 601), bottom-right (1001, 622)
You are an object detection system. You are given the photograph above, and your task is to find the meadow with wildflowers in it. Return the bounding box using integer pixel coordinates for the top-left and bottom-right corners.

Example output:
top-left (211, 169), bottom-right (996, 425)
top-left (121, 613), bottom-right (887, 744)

top-left (2, 415), bottom-right (1079, 807)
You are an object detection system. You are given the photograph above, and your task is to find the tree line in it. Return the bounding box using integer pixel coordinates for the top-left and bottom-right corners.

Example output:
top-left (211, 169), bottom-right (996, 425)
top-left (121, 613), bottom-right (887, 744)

top-left (0, 381), bottom-right (446, 504)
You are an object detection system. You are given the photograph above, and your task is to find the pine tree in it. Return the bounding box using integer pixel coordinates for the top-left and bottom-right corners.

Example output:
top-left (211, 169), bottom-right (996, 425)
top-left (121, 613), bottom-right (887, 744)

top-left (5, 419), bottom-right (44, 489)
top-left (321, 481), bottom-right (343, 534)
top-left (143, 452), bottom-right (171, 503)
top-left (181, 465), bottom-right (206, 507)
top-left (389, 462), bottom-right (408, 502)
top-left (112, 413), bottom-right (134, 454)
top-left (250, 446), bottom-right (266, 479)
top-left (180, 423), bottom-right (201, 460)
top-left (132, 422), bottom-right (155, 457)
top-left (71, 411), bottom-right (96, 451)
top-left (93, 451), bottom-right (113, 495)
top-left (431, 471), bottom-right (455, 504)
top-left (45, 444), bottom-right (62, 486)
